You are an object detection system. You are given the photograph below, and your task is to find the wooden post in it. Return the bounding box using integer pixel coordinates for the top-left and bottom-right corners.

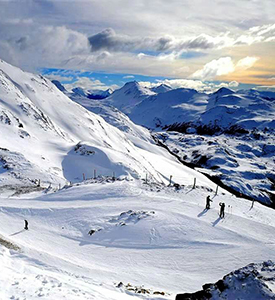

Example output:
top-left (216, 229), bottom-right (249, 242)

top-left (250, 200), bottom-right (255, 209)
top-left (215, 185), bottom-right (218, 195)
top-left (94, 169), bottom-right (96, 179)
top-left (83, 173), bottom-right (86, 181)
top-left (169, 175), bottom-right (172, 186)
top-left (112, 172), bottom-right (115, 181)
top-left (145, 174), bottom-right (148, 184)
top-left (59, 183), bottom-right (61, 190)
top-left (37, 179), bottom-right (40, 187)
top-left (70, 181), bottom-right (72, 186)
top-left (192, 178), bottom-right (196, 189)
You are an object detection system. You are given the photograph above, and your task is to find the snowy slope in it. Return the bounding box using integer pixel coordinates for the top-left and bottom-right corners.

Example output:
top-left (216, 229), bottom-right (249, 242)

top-left (68, 80), bottom-right (274, 206)
top-left (0, 180), bottom-right (274, 299)
top-left (155, 131), bottom-right (275, 206)
top-left (70, 96), bottom-right (154, 143)
top-left (201, 88), bottom-right (275, 130)
top-left (130, 88), bottom-right (207, 129)
top-left (0, 59), bottom-right (219, 193)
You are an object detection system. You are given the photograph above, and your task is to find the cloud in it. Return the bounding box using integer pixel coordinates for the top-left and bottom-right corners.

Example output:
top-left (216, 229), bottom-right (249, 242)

top-left (87, 24), bottom-right (275, 55)
top-left (192, 56), bottom-right (259, 80)
top-left (235, 23), bottom-right (275, 45)
top-left (123, 75), bottom-right (135, 79)
top-left (192, 57), bottom-right (235, 80)
top-left (0, 0), bottom-right (273, 84)
top-left (228, 81), bottom-right (239, 88)
top-left (139, 78), bottom-right (240, 93)
top-left (88, 29), bottom-right (237, 54)
top-left (236, 56), bottom-right (259, 70)
top-left (0, 25), bottom-right (90, 70)
top-left (257, 85), bottom-right (275, 91)
top-left (44, 74), bottom-right (74, 82)
top-left (64, 77), bottom-right (119, 92)
top-left (88, 28), bottom-right (174, 53)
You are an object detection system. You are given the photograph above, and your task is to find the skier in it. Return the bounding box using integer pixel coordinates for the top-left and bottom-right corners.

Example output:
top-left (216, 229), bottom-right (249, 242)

top-left (24, 219), bottom-right (28, 230)
top-left (219, 202), bottom-right (225, 218)
top-left (205, 195), bottom-right (212, 209)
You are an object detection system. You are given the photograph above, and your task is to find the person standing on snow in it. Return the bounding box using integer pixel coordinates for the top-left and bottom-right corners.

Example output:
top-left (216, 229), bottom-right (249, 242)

top-left (24, 219), bottom-right (28, 230)
top-left (219, 202), bottom-right (225, 218)
top-left (205, 195), bottom-right (213, 209)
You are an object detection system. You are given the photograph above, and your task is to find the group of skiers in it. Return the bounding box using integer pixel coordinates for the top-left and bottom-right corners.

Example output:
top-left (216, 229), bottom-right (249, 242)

top-left (205, 195), bottom-right (225, 218)
top-left (22, 197), bottom-right (227, 231)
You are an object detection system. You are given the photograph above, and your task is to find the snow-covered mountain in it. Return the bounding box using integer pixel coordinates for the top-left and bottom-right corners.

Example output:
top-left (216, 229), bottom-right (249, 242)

top-left (91, 81), bottom-right (274, 206)
top-left (105, 81), bottom-right (155, 114)
top-left (130, 87), bottom-right (207, 129)
top-left (1, 61), bottom-right (275, 299)
top-left (103, 81), bottom-right (275, 131)
top-left (155, 130), bottom-right (275, 206)
top-left (88, 88), bottom-right (114, 99)
top-left (201, 88), bottom-right (275, 130)
top-left (150, 83), bottom-right (172, 94)
top-left (52, 80), bottom-right (113, 100)
top-left (0, 59), bottom-right (217, 192)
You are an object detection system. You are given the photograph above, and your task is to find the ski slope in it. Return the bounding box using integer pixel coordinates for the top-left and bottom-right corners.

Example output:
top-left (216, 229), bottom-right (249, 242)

top-left (0, 179), bottom-right (274, 299)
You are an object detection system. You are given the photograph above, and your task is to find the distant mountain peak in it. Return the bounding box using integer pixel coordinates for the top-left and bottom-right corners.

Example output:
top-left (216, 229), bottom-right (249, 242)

top-left (51, 80), bottom-right (67, 92)
top-left (213, 87), bottom-right (235, 95)
top-left (72, 87), bottom-right (87, 97)
top-left (151, 83), bottom-right (172, 94)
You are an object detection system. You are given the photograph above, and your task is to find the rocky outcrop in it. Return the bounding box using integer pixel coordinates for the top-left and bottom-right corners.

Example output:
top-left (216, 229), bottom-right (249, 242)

top-left (176, 261), bottom-right (275, 300)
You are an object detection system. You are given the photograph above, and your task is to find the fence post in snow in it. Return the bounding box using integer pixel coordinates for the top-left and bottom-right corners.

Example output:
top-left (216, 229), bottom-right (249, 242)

top-left (192, 178), bottom-right (196, 189)
top-left (145, 174), bottom-right (148, 184)
top-left (59, 183), bottom-right (61, 190)
top-left (169, 175), bottom-right (172, 186)
top-left (94, 169), bottom-right (96, 179)
top-left (112, 172), bottom-right (115, 181)
top-left (215, 185), bottom-right (218, 195)
top-left (83, 173), bottom-right (86, 181)
top-left (250, 200), bottom-right (255, 209)
top-left (37, 179), bottom-right (40, 187)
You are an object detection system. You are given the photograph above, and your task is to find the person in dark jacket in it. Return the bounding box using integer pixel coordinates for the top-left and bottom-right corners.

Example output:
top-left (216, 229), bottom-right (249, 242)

top-left (205, 195), bottom-right (213, 209)
top-left (24, 219), bottom-right (28, 230)
top-left (219, 202), bottom-right (225, 218)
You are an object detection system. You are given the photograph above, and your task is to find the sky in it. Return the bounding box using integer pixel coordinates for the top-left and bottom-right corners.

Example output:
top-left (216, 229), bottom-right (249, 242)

top-left (0, 0), bottom-right (274, 92)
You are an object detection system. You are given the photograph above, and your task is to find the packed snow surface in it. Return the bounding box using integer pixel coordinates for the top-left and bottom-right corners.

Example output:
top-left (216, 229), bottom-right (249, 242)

top-left (0, 180), bottom-right (275, 299)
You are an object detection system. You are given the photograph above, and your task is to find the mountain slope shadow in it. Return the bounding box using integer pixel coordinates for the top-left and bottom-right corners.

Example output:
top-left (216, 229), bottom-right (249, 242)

top-left (61, 143), bottom-right (129, 182)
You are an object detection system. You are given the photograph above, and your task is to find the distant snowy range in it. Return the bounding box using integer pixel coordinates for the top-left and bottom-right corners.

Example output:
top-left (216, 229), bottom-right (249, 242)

top-left (0, 59), bottom-right (275, 299)
top-left (64, 77), bottom-right (275, 207)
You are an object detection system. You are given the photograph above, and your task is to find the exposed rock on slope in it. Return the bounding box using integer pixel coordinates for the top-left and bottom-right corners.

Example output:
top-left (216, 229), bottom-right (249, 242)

top-left (176, 260), bottom-right (275, 300)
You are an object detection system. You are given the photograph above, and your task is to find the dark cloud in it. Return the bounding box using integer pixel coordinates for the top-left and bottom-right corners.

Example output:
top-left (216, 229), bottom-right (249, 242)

top-left (178, 35), bottom-right (216, 50)
top-left (88, 28), bottom-right (217, 53)
top-left (16, 36), bottom-right (29, 51)
top-left (88, 28), bottom-right (138, 52)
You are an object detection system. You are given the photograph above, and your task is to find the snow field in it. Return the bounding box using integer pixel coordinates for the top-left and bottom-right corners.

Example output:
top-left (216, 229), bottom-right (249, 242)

top-left (0, 180), bottom-right (274, 299)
